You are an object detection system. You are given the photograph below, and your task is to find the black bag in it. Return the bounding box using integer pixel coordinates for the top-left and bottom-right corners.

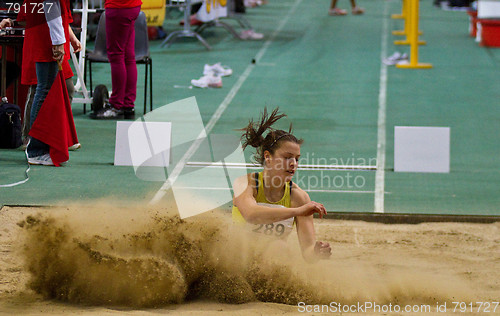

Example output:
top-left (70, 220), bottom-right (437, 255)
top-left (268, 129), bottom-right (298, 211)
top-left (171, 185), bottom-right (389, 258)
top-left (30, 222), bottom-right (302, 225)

top-left (0, 100), bottom-right (23, 149)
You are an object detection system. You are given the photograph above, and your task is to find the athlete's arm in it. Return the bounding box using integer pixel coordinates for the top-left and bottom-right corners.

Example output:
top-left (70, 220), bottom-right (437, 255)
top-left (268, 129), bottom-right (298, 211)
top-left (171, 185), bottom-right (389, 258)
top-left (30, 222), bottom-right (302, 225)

top-left (292, 185), bottom-right (332, 262)
top-left (233, 174), bottom-right (326, 224)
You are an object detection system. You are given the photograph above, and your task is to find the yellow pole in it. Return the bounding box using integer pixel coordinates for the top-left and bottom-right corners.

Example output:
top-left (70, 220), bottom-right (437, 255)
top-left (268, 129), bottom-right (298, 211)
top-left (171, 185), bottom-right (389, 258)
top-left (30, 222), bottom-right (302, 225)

top-left (393, 0), bottom-right (408, 36)
top-left (391, 0), bottom-right (406, 19)
top-left (394, 0), bottom-right (426, 46)
top-left (396, 0), bottom-right (432, 69)
top-left (393, 0), bottom-right (423, 38)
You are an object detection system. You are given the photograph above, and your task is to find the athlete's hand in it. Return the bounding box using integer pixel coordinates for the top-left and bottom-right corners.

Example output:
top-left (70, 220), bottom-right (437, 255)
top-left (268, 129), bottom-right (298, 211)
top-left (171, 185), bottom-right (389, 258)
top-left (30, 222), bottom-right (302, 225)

top-left (297, 201), bottom-right (327, 218)
top-left (314, 241), bottom-right (331, 259)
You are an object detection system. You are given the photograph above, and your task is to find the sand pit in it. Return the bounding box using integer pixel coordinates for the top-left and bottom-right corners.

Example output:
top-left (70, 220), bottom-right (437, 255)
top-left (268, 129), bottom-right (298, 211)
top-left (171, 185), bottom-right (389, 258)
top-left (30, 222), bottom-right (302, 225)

top-left (0, 204), bottom-right (499, 315)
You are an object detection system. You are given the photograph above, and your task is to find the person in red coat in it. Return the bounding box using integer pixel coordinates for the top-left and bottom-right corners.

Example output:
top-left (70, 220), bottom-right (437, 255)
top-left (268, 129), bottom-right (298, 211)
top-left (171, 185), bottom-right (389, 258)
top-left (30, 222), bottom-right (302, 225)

top-left (11, 5), bottom-right (81, 150)
top-left (16, 0), bottom-right (72, 165)
top-left (91, 0), bottom-right (142, 120)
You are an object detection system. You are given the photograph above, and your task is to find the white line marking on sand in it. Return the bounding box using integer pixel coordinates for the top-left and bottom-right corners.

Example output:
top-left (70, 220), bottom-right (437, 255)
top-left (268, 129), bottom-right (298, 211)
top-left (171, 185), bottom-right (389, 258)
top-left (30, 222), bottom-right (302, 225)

top-left (354, 228), bottom-right (362, 247)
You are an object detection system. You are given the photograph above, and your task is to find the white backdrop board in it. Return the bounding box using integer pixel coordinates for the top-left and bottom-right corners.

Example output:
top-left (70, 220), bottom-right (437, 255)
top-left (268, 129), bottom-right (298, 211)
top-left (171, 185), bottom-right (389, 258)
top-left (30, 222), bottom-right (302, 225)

top-left (477, 0), bottom-right (500, 18)
top-left (114, 121), bottom-right (172, 167)
top-left (394, 126), bottom-right (450, 173)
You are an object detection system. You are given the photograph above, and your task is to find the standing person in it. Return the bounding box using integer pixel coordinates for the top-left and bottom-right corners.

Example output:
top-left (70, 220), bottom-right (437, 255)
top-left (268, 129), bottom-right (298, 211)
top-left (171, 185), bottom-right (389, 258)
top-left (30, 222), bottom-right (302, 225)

top-left (232, 108), bottom-right (332, 262)
top-left (13, 0), bottom-right (72, 165)
top-left (91, 0), bottom-right (142, 120)
top-left (329, 0), bottom-right (364, 16)
top-left (9, 9), bottom-right (82, 150)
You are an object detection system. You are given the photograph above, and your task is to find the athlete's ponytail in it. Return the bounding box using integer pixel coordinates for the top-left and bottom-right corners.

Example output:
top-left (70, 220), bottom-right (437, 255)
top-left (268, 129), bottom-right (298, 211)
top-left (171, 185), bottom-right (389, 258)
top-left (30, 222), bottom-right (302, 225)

top-left (238, 107), bottom-right (303, 165)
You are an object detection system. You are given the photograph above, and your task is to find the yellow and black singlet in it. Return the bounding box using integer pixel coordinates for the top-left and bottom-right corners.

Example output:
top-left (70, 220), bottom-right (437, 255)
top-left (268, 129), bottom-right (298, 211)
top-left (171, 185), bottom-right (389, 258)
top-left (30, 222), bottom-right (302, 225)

top-left (232, 172), bottom-right (295, 238)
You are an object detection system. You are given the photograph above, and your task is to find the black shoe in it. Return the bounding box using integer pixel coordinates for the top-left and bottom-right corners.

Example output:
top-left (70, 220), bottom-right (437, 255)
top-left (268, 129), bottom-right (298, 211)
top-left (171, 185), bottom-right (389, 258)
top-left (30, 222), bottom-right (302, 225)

top-left (89, 105), bottom-right (124, 119)
top-left (123, 107), bottom-right (135, 120)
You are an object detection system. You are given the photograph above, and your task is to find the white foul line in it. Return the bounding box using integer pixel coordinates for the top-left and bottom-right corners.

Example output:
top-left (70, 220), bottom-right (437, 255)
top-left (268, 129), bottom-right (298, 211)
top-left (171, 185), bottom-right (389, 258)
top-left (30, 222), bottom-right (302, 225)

top-left (170, 186), bottom-right (377, 194)
top-left (374, 1), bottom-right (390, 213)
top-left (149, 0), bottom-right (304, 204)
top-left (186, 161), bottom-right (377, 171)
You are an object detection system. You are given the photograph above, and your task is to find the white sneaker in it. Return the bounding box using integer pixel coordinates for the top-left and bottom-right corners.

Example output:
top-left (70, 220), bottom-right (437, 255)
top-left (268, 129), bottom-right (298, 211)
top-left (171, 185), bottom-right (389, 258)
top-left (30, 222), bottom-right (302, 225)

top-left (28, 153), bottom-right (54, 166)
top-left (191, 75), bottom-right (223, 88)
top-left (328, 8), bottom-right (347, 15)
top-left (383, 52), bottom-right (408, 65)
top-left (239, 29), bottom-right (264, 40)
top-left (89, 105), bottom-right (124, 120)
top-left (203, 63), bottom-right (233, 77)
top-left (69, 143), bottom-right (81, 151)
top-left (352, 6), bottom-right (365, 15)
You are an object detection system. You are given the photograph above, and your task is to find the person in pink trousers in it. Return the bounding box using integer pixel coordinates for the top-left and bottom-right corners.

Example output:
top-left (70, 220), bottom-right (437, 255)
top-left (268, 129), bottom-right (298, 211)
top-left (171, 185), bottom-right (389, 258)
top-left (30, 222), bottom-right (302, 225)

top-left (92, 0), bottom-right (142, 119)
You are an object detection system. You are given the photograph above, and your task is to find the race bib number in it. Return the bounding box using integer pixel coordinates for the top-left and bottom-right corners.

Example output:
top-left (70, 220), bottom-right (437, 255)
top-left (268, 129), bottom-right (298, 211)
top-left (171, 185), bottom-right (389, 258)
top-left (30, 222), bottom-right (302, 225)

top-left (251, 203), bottom-right (294, 238)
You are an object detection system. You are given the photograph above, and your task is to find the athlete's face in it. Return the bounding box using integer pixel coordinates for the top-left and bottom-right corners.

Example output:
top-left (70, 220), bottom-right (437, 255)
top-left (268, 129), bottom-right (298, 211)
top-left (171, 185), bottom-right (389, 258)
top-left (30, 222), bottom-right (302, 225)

top-left (264, 141), bottom-right (301, 182)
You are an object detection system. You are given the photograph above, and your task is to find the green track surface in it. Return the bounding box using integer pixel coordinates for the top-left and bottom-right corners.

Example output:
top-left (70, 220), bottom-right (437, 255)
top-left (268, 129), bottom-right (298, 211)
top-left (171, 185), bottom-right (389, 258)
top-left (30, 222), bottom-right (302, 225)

top-left (1, 0), bottom-right (499, 215)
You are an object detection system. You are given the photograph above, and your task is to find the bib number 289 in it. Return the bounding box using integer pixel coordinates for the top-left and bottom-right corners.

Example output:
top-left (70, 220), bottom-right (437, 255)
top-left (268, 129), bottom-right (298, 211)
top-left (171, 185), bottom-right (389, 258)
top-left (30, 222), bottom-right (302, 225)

top-left (252, 223), bottom-right (285, 237)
